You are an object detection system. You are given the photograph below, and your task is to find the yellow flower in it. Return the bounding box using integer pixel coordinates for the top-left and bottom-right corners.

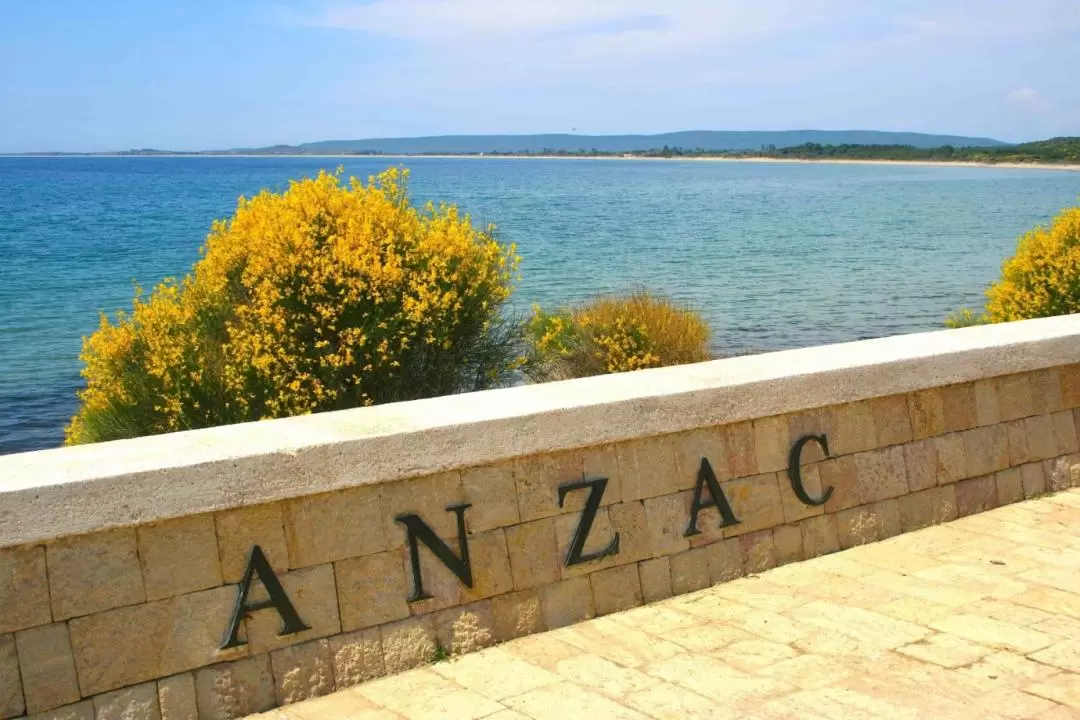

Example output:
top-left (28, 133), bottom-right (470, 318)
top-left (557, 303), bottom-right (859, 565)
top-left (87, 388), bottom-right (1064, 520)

top-left (67, 167), bottom-right (519, 444)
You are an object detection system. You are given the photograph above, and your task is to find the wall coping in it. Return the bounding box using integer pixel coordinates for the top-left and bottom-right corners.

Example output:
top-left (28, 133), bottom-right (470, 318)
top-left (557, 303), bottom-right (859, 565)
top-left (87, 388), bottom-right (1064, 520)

top-left (2, 314), bottom-right (1079, 549)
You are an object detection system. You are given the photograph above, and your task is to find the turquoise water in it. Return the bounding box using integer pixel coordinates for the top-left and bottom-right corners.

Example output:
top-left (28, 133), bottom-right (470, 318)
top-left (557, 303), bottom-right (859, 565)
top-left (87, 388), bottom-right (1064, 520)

top-left (1, 156), bottom-right (1078, 454)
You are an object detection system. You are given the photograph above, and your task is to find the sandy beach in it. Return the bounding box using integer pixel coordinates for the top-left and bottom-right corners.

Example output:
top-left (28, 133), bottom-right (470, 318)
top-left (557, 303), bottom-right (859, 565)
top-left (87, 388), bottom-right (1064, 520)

top-left (7, 153), bottom-right (1079, 171)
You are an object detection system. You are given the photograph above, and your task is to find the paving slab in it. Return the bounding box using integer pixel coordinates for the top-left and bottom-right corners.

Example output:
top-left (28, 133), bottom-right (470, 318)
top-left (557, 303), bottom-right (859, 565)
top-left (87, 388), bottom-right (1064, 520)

top-left (248, 488), bottom-right (1080, 719)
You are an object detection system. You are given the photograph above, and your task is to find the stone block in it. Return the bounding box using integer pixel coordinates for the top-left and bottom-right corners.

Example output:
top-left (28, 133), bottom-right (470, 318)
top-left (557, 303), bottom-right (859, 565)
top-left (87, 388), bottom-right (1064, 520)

top-left (608, 500), bottom-right (649, 565)
top-left (898, 486), bottom-right (957, 532)
top-left (48, 528), bottom-right (145, 621)
top-left (554, 508), bottom-right (617, 578)
top-left (955, 475), bottom-right (998, 517)
top-left (669, 547), bottom-right (711, 595)
top-left (1030, 368), bottom-right (1065, 414)
top-left (872, 395), bottom-right (914, 447)
top-left (461, 462), bottom-right (520, 533)
top-left (513, 452), bottom-right (581, 522)
top-left (1024, 414), bottom-right (1057, 462)
top-left (617, 435), bottom-right (680, 500)
top-left (156, 674), bottom-right (196, 720)
top-left (434, 601), bottom-right (496, 655)
top-left (1061, 363), bottom-right (1080, 408)
top-left (638, 557), bottom-right (672, 604)
top-left (335, 550), bottom-right (409, 632)
top-left (834, 500), bottom-right (901, 550)
top-left (995, 467), bottom-right (1025, 506)
top-left (16, 623), bottom-right (80, 713)
top-left (739, 530), bottom-right (777, 574)
top-left (964, 424), bottom-right (1010, 477)
top-left (1045, 454), bottom-right (1080, 491)
top-left (773, 524), bottom-right (803, 565)
top-left (27, 701), bottom-right (94, 720)
top-left (284, 484), bottom-right (385, 568)
top-left (722, 473), bottom-right (784, 537)
top-left (137, 514), bottom-right (223, 601)
top-left (271, 638), bottom-right (334, 704)
top-left (997, 373), bottom-right (1035, 421)
top-left (194, 655), bottom-right (276, 720)
top-left (491, 590), bottom-right (543, 642)
top-left (853, 446), bottom-right (908, 504)
top-left (540, 577), bottom-right (593, 629)
top-left (380, 616), bottom-right (437, 675)
top-left (0, 544), bottom-right (50, 634)
top-left (402, 536), bottom-right (462, 615)
top-left (821, 455), bottom-right (859, 513)
top-left (909, 390), bottom-right (945, 440)
top-left (799, 514), bottom-right (840, 559)
top-left (753, 415), bottom-right (790, 473)
top-left (722, 421), bottom-right (758, 478)
top-left (0, 634), bottom-right (24, 719)
top-left (69, 585), bottom-right (243, 697)
top-left (214, 502), bottom-right (289, 584)
top-left (904, 439), bottom-right (937, 492)
top-left (92, 682), bottom-right (160, 720)
top-left (974, 379), bottom-right (1001, 426)
top-left (787, 409), bottom-right (831, 463)
top-left (245, 563), bottom-right (341, 654)
top-left (328, 628), bottom-right (382, 688)
top-left (934, 432), bottom-right (968, 484)
top-left (828, 401), bottom-right (877, 454)
top-left (461, 529), bottom-right (514, 602)
top-left (582, 445), bottom-right (623, 506)
top-left (1021, 462), bottom-right (1047, 498)
top-left (1006, 420), bottom-right (1031, 466)
top-left (643, 491), bottom-right (692, 555)
top-left (779, 462), bottom-right (825, 524)
top-left (706, 537), bottom-right (744, 583)
top-left (1051, 410), bottom-right (1080, 454)
top-left (673, 428), bottom-right (730, 488)
top-left (940, 383), bottom-right (978, 433)
top-left (505, 518), bottom-right (559, 590)
top-left (384, 472), bottom-right (465, 550)
top-left (591, 564), bottom-right (643, 617)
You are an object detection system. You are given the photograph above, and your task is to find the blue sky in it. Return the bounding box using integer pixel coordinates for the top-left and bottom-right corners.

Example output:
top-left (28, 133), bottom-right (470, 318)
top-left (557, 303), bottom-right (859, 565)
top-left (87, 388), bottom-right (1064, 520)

top-left (1, 0), bottom-right (1078, 152)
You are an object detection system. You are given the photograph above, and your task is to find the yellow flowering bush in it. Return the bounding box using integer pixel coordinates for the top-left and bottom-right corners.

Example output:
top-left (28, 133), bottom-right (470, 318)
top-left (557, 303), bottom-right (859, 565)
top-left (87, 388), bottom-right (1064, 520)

top-left (67, 168), bottom-right (520, 444)
top-left (946, 205), bottom-right (1080, 327)
top-left (524, 291), bottom-right (711, 381)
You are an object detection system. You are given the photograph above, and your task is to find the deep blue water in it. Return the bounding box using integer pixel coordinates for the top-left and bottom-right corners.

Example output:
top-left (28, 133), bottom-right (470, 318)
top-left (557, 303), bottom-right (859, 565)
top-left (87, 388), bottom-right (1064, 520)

top-left (1, 156), bottom-right (1078, 454)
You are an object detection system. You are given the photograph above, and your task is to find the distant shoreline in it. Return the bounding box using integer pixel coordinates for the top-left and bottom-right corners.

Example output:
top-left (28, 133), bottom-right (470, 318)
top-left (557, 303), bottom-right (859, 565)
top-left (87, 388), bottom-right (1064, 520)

top-left (5, 153), bottom-right (1080, 171)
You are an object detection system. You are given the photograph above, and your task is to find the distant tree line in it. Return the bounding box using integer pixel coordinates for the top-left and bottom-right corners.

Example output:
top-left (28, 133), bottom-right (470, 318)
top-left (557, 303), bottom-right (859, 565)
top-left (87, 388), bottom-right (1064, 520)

top-left (97, 137), bottom-right (1080, 164)
top-left (422, 137), bottom-right (1080, 164)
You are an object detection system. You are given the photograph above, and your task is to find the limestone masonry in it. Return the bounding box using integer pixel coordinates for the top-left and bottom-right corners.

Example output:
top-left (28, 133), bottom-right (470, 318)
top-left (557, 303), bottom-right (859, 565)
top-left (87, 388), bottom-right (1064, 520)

top-left (2, 315), bottom-right (1080, 719)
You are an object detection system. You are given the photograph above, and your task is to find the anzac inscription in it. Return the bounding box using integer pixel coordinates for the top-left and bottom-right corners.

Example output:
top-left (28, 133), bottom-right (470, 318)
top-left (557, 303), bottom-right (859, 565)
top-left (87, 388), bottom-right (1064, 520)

top-left (221, 433), bottom-right (835, 647)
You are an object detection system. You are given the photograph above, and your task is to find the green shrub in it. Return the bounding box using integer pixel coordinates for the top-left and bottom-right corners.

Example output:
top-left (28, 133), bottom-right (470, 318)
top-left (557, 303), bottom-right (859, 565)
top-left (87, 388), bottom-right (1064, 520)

top-left (524, 291), bottom-right (711, 382)
top-left (67, 167), bottom-right (520, 444)
top-left (985, 205), bottom-right (1080, 321)
top-left (947, 204), bottom-right (1080, 326)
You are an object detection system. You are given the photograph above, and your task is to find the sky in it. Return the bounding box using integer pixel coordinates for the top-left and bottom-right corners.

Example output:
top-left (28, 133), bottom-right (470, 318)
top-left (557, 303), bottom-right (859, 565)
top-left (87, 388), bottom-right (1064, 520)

top-left (1, 0), bottom-right (1079, 152)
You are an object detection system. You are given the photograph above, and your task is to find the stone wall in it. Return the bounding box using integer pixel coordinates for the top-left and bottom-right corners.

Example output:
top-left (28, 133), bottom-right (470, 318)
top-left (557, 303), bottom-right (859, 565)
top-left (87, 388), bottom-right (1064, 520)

top-left (2, 316), bottom-right (1080, 719)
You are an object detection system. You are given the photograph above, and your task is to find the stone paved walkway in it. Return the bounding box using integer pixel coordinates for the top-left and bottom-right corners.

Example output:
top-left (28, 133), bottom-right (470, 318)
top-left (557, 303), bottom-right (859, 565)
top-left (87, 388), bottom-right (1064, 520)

top-left (250, 489), bottom-right (1080, 719)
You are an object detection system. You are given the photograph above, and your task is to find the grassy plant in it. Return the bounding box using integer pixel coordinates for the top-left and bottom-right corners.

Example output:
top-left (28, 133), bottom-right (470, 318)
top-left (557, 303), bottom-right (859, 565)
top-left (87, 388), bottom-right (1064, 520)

top-left (67, 167), bottom-right (521, 444)
top-left (524, 291), bottom-right (711, 382)
top-left (944, 308), bottom-right (990, 328)
top-left (430, 640), bottom-right (450, 663)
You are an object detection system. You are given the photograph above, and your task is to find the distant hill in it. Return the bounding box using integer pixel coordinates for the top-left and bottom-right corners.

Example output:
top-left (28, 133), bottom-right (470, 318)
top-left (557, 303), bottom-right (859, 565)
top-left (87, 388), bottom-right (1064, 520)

top-left (237, 130), bottom-right (1007, 155)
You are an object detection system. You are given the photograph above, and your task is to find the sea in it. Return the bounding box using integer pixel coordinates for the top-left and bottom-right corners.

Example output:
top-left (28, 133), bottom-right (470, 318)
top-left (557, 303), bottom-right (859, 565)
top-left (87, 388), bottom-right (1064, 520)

top-left (1, 156), bottom-right (1078, 454)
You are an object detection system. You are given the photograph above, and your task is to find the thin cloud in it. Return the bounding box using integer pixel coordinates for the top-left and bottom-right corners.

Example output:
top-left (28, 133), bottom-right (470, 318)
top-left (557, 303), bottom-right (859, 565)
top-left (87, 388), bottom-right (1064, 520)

top-left (1007, 87), bottom-right (1050, 113)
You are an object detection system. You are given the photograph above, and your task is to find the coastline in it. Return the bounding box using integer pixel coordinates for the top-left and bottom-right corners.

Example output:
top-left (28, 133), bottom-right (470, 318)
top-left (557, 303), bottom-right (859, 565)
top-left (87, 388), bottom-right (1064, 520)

top-left (5, 153), bottom-right (1079, 171)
